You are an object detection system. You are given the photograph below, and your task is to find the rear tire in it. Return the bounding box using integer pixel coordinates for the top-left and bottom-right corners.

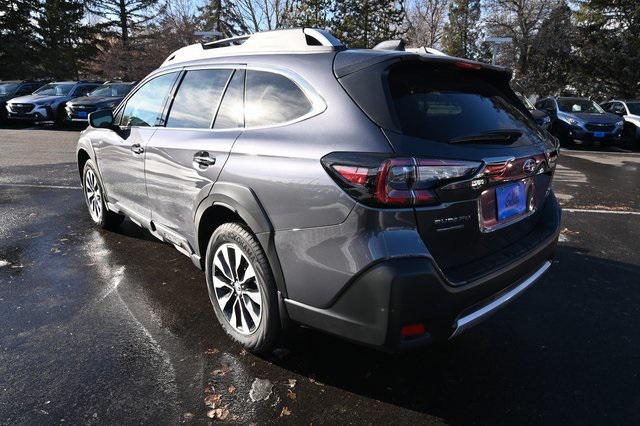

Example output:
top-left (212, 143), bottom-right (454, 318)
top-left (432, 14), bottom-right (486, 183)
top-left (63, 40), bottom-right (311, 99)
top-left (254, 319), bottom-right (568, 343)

top-left (82, 159), bottom-right (124, 229)
top-left (205, 222), bottom-right (280, 353)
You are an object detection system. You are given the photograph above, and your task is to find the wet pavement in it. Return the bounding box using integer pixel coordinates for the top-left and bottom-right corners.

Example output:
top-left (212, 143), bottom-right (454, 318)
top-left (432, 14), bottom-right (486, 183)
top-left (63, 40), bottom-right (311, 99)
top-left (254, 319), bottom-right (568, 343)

top-left (1, 128), bottom-right (639, 424)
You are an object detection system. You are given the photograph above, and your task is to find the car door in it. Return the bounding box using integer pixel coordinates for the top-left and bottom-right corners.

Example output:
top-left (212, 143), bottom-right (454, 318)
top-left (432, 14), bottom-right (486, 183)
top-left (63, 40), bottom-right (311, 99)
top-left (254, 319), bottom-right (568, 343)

top-left (93, 71), bottom-right (180, 225)
top-left (144, 67), bottom-right (244, 247)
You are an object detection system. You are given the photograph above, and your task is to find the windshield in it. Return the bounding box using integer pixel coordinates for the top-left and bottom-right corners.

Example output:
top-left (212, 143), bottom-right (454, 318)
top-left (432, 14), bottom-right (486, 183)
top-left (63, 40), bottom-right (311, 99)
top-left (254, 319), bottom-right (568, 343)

top-left (88, 84), bottom-right (132, 97)
top-left (388, 62), bottom-right (539, 143)
top-left (516, 92), bottom-right (535, 110)
top-left (557, 98), bottom-right (604, 114)
top-left (626, 102), bottom-right (640, 115)
top-left (34, 83), bottom-right (74, 96)
top-left (0, 83), bottom-right (18, 95)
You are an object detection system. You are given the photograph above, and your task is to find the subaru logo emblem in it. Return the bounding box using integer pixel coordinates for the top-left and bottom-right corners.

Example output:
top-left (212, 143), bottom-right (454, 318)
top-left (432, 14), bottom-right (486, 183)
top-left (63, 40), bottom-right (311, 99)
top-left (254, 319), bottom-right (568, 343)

top-left (523, 159), bottom-right (536, 174)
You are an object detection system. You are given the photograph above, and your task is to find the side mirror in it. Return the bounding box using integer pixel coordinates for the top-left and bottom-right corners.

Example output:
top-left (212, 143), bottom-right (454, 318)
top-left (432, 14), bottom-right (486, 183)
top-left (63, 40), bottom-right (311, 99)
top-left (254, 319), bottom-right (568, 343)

top-left (89, 109), bottom-right (114, 129)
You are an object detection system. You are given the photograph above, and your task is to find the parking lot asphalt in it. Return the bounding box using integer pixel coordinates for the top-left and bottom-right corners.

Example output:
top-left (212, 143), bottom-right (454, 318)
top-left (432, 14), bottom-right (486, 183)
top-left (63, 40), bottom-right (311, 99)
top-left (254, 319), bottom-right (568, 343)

top-left (1, 127), bottom-right (639, 425)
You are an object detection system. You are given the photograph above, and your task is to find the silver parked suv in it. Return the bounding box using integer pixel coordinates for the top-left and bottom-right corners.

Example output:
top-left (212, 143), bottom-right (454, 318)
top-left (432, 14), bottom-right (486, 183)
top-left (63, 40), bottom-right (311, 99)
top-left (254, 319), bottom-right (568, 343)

top-left (77, 29), bottom-right (561, 352)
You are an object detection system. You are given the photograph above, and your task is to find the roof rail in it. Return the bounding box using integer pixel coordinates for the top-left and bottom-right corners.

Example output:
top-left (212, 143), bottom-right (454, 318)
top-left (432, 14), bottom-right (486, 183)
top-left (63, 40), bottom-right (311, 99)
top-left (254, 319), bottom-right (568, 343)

top-left (162, 28), bottom-right (344, 67)
top-left (373, 39), bottom-right (406, 51)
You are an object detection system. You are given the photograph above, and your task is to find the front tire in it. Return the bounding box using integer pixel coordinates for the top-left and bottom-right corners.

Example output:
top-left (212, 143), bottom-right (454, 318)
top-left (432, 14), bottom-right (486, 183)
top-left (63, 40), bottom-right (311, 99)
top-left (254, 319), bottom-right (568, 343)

top-left (82, 159), bottom-right (124, 229)
top-left (205, 223), bottom-right (280, 353)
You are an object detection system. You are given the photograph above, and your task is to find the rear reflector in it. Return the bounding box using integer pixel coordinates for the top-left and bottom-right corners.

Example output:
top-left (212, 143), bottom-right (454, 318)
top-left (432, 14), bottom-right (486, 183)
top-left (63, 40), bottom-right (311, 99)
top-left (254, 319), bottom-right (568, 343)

top-left (401, 323), bottom-right (426, 338)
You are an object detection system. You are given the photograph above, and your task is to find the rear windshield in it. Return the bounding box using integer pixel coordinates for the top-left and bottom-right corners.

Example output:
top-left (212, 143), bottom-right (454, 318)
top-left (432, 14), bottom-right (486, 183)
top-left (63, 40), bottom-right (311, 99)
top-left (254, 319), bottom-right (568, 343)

top-left (388, 62), bottom-right (538, 142)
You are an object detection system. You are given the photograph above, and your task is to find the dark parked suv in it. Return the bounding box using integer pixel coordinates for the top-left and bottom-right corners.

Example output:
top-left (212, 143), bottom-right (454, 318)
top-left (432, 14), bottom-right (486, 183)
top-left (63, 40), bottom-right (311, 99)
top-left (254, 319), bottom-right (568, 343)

top-left (536, 96), bottom-right (623, 145)
top-left (65, 81), bottom-right (135, 124)
top-left (77, 29), bottom-right (561, 352)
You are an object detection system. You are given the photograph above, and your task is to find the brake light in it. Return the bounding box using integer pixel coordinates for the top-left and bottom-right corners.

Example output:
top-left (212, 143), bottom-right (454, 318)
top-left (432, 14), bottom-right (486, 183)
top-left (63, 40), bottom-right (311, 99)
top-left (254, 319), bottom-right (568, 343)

top-left (455, 61), bottom-right (482, 70)
top-left (332, 165), bottom-right (371, 186)
top-left (323, 153), bottom-right (480, 207)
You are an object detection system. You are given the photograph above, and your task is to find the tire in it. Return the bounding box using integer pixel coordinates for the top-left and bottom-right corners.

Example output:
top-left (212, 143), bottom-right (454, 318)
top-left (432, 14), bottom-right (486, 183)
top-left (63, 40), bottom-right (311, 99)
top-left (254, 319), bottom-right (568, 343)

top-left (82, 159), bottom-right (125, 229)
top-left (551, 122), bottom-right (571, 146)
top-left (55, 105), bottom-right (67, 128)
top-left (205, 222), bottom-right (280, 353)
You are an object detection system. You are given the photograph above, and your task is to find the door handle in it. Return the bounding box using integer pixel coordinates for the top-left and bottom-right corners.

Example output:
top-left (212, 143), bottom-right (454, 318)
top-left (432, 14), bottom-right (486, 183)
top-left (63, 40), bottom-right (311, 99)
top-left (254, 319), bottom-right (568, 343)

top-left (131, 144), bottom-right (144, 154)
top-left (193, 152), bottom-right (216, 168)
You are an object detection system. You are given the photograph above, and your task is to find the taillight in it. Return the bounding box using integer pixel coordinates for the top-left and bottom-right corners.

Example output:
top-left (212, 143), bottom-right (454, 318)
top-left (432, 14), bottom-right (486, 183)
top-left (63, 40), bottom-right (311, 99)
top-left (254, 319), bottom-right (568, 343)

top-left (323, 153), bottom-right (481, 207)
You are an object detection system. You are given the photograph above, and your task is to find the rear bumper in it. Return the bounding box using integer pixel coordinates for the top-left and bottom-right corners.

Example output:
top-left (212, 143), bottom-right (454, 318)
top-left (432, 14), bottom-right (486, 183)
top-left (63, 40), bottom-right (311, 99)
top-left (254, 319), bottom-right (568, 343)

top-left (569, 128), bottom-right (621, 142)
top-left (285, 199), bottom-right (561, 352)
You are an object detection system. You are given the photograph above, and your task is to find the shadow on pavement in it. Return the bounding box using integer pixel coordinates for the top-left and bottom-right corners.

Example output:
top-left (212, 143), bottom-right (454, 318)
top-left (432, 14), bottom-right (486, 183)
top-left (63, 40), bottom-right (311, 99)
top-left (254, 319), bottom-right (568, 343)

top-left (262, 245), bottom-right (640, 424)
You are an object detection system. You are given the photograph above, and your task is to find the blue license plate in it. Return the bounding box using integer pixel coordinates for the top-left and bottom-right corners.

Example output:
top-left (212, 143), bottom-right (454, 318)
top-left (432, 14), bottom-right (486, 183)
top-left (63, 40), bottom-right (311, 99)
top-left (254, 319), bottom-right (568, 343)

top-left (78, 111), bottom-right (88, 118)
top-left (496, 182), bottom-right (527, 221)
top-left (593, 131), bottom-right (605, 138)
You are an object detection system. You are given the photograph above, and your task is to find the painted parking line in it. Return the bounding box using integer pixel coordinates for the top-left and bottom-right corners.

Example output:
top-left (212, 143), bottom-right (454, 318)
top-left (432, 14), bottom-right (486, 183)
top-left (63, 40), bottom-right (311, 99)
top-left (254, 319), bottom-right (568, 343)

top-left (0, 183), bottom-right (81, 190)
top-left (564, 208), bottom-right (640, 216)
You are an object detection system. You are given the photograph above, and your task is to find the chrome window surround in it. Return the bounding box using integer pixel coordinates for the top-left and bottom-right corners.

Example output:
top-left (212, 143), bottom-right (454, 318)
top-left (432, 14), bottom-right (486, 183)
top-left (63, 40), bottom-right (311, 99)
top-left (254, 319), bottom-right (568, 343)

top-left (113, 64), bottom-right (327, 133)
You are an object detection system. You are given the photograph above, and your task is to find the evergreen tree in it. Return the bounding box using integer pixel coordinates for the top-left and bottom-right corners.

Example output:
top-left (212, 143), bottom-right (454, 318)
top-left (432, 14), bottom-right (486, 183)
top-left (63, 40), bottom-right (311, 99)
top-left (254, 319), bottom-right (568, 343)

top-left (441, 0), bottom-right (480, 59)
top-left (520, 2), bottom-right (574, 96)
top-left (331, 0), bottom-right (405, 48)
top-left (36, 0), bottom-right (102, 79)
top-left (87, 0), bottom-right (164, 50)
top-left (283, 0), bottom-right (331, 29)
top-left (574, 0), bottom-right (640, 98)
top-left (0, 0), bottom-right (40, 79)
top-left (198, 0), bottom-right (249, 37)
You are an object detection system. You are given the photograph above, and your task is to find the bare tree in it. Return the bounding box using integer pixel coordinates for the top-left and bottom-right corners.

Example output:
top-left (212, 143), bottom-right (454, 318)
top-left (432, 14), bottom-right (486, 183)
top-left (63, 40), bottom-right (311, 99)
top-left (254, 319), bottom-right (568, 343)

top-left (484, 0), bottom-right (560, 75)
top-left (406, 0), bottom-right (449, 48)
top-left (232, 0), bottom-right (295, 32)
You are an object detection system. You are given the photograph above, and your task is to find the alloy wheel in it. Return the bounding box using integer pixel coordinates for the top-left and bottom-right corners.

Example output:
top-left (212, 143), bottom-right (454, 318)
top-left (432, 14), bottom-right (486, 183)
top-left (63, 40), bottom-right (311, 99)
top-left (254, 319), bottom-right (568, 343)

top-left (212, 243), bottom-right (262, 335)
top-left (84, 168), bottom-right (103, 222)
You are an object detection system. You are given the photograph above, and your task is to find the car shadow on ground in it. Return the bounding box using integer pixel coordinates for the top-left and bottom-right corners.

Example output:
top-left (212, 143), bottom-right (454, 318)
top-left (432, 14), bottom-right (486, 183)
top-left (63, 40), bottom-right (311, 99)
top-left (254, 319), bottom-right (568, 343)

top-left (259, 245), bottom-right (640, 423)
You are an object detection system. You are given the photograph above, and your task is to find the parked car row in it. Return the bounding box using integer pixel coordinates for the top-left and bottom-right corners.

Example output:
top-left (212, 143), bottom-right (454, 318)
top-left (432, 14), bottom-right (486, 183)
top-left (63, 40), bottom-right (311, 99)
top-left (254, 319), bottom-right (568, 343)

top-left (531, 96), bottom-right (640, 146)
top-left (0, 80), bottom-right (135, 127)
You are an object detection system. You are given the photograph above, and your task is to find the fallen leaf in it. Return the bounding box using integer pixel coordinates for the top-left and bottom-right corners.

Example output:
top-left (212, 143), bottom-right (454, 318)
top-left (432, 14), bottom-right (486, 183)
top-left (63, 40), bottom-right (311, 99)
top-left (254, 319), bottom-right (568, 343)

top-left (228, 386), bottom-right (236, 394)
top-left (280, 406), bottom-right (292, 417)
top-left (204, 393), bottom-right (222, 408)
top-left (215, 406), bottom-right (230, 421)
top-left (211, 365), bottom-right (231, 377)
top-left (287, 389), bottom-right (297, 400)
top-left (205, 348), bottom-right (220, 355)
top-left (206, 410), bottom-right (217, 419)
top-left (287, 379), bottom-right (296, 388)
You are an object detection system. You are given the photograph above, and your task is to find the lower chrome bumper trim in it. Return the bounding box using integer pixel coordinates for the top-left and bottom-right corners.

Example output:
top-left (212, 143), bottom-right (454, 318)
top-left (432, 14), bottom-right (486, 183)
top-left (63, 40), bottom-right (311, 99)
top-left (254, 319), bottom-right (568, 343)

top-left (450, 260), bottom-right (551, 339)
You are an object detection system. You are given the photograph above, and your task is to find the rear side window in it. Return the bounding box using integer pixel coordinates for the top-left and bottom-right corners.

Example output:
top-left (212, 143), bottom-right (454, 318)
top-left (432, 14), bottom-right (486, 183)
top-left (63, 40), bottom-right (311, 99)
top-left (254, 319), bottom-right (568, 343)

top-left (388, 62), bottom-right (538, 142)
top-left (214, 70), bottom-right (245, 129)
top-left (121, 72), bottom-right (178, 127)
top-left (245, 70), bottom-right (312, 127)
top-left (167, 69), bottom-right (232, 128)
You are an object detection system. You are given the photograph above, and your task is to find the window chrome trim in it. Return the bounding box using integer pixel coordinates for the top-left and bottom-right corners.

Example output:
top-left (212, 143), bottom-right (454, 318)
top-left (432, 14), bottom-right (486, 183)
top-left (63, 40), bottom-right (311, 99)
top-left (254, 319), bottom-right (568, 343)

top-left (143, 64), bottom-right (327, 133)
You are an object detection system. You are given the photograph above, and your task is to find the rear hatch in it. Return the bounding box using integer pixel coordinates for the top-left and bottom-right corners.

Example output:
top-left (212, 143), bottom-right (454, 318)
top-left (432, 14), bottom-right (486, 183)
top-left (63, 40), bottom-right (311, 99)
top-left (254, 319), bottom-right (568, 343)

top-left (334, 53), bottom-right (560, 284)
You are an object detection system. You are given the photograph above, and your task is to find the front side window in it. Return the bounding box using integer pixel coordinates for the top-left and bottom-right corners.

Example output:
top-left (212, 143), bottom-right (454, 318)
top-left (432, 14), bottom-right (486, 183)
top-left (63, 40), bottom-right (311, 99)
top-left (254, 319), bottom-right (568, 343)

top-left (557, 99), bottom-right (604, 114)
top-left (167, 69), bottom-right (232, 129)
top-left (245, 70), bottom-right (312, 127)
top-left (121, 73), bottom-right (178, 127)
top-left (34, 83), bottom-right (74, 96)
top-left (388, 62), bottom-right (539, 143)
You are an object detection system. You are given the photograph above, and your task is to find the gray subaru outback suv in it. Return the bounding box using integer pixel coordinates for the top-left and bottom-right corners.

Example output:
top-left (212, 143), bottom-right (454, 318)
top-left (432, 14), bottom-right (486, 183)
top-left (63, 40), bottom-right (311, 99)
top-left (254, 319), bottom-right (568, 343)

top-left (77, 29), bottom-right (561, 352)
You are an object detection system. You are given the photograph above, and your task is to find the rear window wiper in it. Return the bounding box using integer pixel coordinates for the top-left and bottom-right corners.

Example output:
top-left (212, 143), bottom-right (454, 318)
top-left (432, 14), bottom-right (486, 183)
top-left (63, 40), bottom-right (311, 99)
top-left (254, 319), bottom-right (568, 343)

top-left (448, 129), bottom-right (523, 144)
